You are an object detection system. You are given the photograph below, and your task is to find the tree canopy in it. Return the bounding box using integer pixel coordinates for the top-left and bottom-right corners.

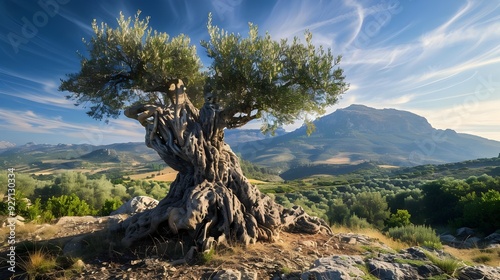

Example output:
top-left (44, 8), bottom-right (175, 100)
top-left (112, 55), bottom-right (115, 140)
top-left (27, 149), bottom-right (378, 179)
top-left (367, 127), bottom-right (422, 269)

top-left (60, 11), bottom-right (348, 133)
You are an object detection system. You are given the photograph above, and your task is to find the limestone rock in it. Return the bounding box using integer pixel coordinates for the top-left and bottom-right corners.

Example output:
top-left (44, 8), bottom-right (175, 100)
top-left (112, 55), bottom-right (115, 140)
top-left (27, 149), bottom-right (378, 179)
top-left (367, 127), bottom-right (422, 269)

top-left (367, 259), bottom-right (419, 280)
top-left (458, 265), bottom-right (500, 280)
top-left (56, 215), bottom-right (101, 226)
top-left (110, 196), bottom-right (158, 215)
top-left (301, 255), bottom-right (365, 280)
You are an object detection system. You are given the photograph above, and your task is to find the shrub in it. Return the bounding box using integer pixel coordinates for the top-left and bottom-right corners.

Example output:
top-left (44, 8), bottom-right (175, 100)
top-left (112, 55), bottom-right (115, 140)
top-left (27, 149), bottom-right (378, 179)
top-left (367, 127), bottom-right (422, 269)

top-left (386, 209), bottom-right (411, 228)
top-left (351, 192), bottom-right (390, 229)
top-left (346, 214), bottom-right (372, 230)
top-left (45, 194), bottom-right (96, 218)
top-left (21, 250), bottom-right (57, 279)
top-left (388, 224), bottom-right (442, 249)
top-left (99, 198), bottom-right (122, 216)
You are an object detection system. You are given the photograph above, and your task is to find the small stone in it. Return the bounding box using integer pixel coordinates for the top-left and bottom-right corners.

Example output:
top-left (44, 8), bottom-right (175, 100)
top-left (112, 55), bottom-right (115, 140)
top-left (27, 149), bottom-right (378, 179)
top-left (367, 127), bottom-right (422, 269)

top-left (130, 259), bottom-right (142, 265)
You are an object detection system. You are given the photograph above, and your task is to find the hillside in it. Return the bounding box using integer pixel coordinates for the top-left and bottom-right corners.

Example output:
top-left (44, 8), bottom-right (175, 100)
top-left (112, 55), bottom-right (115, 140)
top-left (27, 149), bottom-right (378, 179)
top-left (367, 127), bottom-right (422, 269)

top-left (233, 104), bottom-right (500, 169)
top-left (0, 142), bottom-right (163, 177)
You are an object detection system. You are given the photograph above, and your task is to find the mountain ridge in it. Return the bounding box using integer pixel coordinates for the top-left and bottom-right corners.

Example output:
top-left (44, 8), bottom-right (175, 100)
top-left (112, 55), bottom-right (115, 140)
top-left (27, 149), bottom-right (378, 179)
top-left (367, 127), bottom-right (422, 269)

top-left (233, 104), bottom-right (500, 168)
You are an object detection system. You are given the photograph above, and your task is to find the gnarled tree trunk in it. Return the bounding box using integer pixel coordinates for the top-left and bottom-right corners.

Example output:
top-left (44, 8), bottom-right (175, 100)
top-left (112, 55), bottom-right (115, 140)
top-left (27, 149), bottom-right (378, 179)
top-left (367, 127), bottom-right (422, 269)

top-left (119, 80), bottom-right (331, 250)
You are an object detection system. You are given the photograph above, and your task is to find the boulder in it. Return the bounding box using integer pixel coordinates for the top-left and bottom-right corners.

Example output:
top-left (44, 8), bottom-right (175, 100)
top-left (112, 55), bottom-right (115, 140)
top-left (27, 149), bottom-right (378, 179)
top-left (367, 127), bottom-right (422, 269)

top-left (456, 227), bottom-right (475, 238)
top-left (56, 215), bottom-right (103, 226)
top-left (484, 232), bottom-right (500, 245)
top-left (401, 247), bottom-right (428, 260)
top-left (367, 259), bottom-right (419, 280)
top-left (440, 234), bottom-right (458, 244)
top-left (110, 196), bottom-right (158, 215)
top-left (301, 255), bottom-right (365, 280)
top-left (462, 236), bottom-right (482, 248)
top-left (458, 265), bottom-right (500, 280)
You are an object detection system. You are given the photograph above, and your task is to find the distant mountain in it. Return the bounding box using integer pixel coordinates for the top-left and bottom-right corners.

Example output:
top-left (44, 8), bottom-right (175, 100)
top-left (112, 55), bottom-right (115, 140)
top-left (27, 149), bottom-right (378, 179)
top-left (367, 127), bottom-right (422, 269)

top-left (0, 142), bottom-right (161, 168)
top-left (233, 104), bottom-right (500, 168)
top-left (80, 148), bottom-right (121, 163)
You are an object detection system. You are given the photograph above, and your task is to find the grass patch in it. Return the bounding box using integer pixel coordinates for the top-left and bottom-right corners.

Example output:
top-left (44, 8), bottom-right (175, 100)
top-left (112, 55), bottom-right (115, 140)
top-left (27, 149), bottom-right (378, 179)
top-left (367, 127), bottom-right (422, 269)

top-left (472, 255), bottom-right (492, 264)
top-left (354, 264), bottom-right (378, 280)
top-left (333, 225), bottom-right (406, 252)
top-left (393, 258), bottom-right (428, 267)
top-left (424, 251), bottom-right (464, 277)
top-left (200, 248), bottom-right (216, 264)
top-left (443, 246), bottom-right (500, 266)
top-left (20, 249), bottom-right (58, 279)
top-left (388, 225), bottom-right (442, 250)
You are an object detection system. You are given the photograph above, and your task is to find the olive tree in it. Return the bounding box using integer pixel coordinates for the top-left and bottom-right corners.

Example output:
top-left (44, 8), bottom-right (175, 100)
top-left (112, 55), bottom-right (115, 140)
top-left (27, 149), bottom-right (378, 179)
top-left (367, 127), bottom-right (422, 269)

top-left (60, 12), bottom-right (348, 250)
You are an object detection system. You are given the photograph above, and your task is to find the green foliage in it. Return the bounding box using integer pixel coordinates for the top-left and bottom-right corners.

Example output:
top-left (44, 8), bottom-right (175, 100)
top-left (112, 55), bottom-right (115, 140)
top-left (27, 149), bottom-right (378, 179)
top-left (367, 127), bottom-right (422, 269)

top-left (60, 11), bottom-right (347, 132)
top-left (45, 194), bottom-right (96, 218)
top-left (472, 255), bottom-right (491, 263)
top-left (388, 225), bottom-right (442, 249)
top-left (346, 214), bottom-right (372, 230)
top-left (424, 251), bottom-right (464, 276)
top-left (99, 198), bottom-right (122, 216)
top-left (200, 248), bottom-right (216, 264)
top-left (239, 158), bottom-right (279, 181)
top-left (351, 192), bottom-right (390, 229)
top-left (421, 175), bottom-right (500, 231)
top-left (60, 11), bottom-right (205, 120)
top-left (202, 15), bottom-right (347, 132)
top-left (386, 209), bottom-right (412, 228)
top-left (0, 171), bottom-right (37, 197)
top-left (326, 199), bottom-right (350, 226)
top-left (459, 189), bottom-right (500, 232)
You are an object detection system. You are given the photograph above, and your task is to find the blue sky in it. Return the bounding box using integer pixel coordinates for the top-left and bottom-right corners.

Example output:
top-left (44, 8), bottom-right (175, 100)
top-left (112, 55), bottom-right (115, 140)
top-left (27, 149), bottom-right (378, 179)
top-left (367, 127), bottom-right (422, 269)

top-left (1, 0), bottom-right (499, 146)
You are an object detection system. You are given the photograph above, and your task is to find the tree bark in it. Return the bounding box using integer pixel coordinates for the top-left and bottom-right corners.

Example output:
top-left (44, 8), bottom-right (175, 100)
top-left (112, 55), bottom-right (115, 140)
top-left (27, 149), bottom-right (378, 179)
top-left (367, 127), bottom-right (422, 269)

top-left (120, 83), bottom-right (331, 251)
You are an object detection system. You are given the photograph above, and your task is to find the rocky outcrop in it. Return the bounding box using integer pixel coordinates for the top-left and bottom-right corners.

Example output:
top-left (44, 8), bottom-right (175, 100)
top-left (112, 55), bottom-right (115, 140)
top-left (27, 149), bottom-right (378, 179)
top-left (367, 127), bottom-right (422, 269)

top-left (440, 227), bottom-right (500, 249)
top-left (457, 265), bottom-right (500, 280)
top-left (300, 255), bottom-right (365, 279)
top-left (110, 196), bottom-right (158, 215)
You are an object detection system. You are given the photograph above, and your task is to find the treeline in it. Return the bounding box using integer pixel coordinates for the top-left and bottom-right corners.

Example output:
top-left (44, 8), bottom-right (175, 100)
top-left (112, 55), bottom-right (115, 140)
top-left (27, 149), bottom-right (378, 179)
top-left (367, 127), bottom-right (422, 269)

top-left (269, 174), bottom-right (500, 235)
top-left (1, 169), bottom-right (498, 236)
top-left (0, 171), bottom-right (169, 223)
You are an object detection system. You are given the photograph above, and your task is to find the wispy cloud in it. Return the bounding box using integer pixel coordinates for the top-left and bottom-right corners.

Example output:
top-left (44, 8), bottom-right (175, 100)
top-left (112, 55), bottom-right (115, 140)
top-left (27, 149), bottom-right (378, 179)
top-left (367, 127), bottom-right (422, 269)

top-left (0, 68), bottom-right (75, 109)
top-left (0, 109), bottom-right (144, 144)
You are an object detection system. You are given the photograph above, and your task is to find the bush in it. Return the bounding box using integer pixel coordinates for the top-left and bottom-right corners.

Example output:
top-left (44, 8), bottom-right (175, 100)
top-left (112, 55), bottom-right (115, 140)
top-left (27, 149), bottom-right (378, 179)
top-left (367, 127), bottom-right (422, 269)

top-left (346, 214), bottom-right (372, 230)
top-left (386, 209), bottom-right (412, 228)
top-left (45, 194), bottom-right (96, 218)
top-left (99, 198), bottom-right (122, 216)
top-left (351, 192), bottom-right (390, 229)
top-left (388, 224), bottom-right (442, 249)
